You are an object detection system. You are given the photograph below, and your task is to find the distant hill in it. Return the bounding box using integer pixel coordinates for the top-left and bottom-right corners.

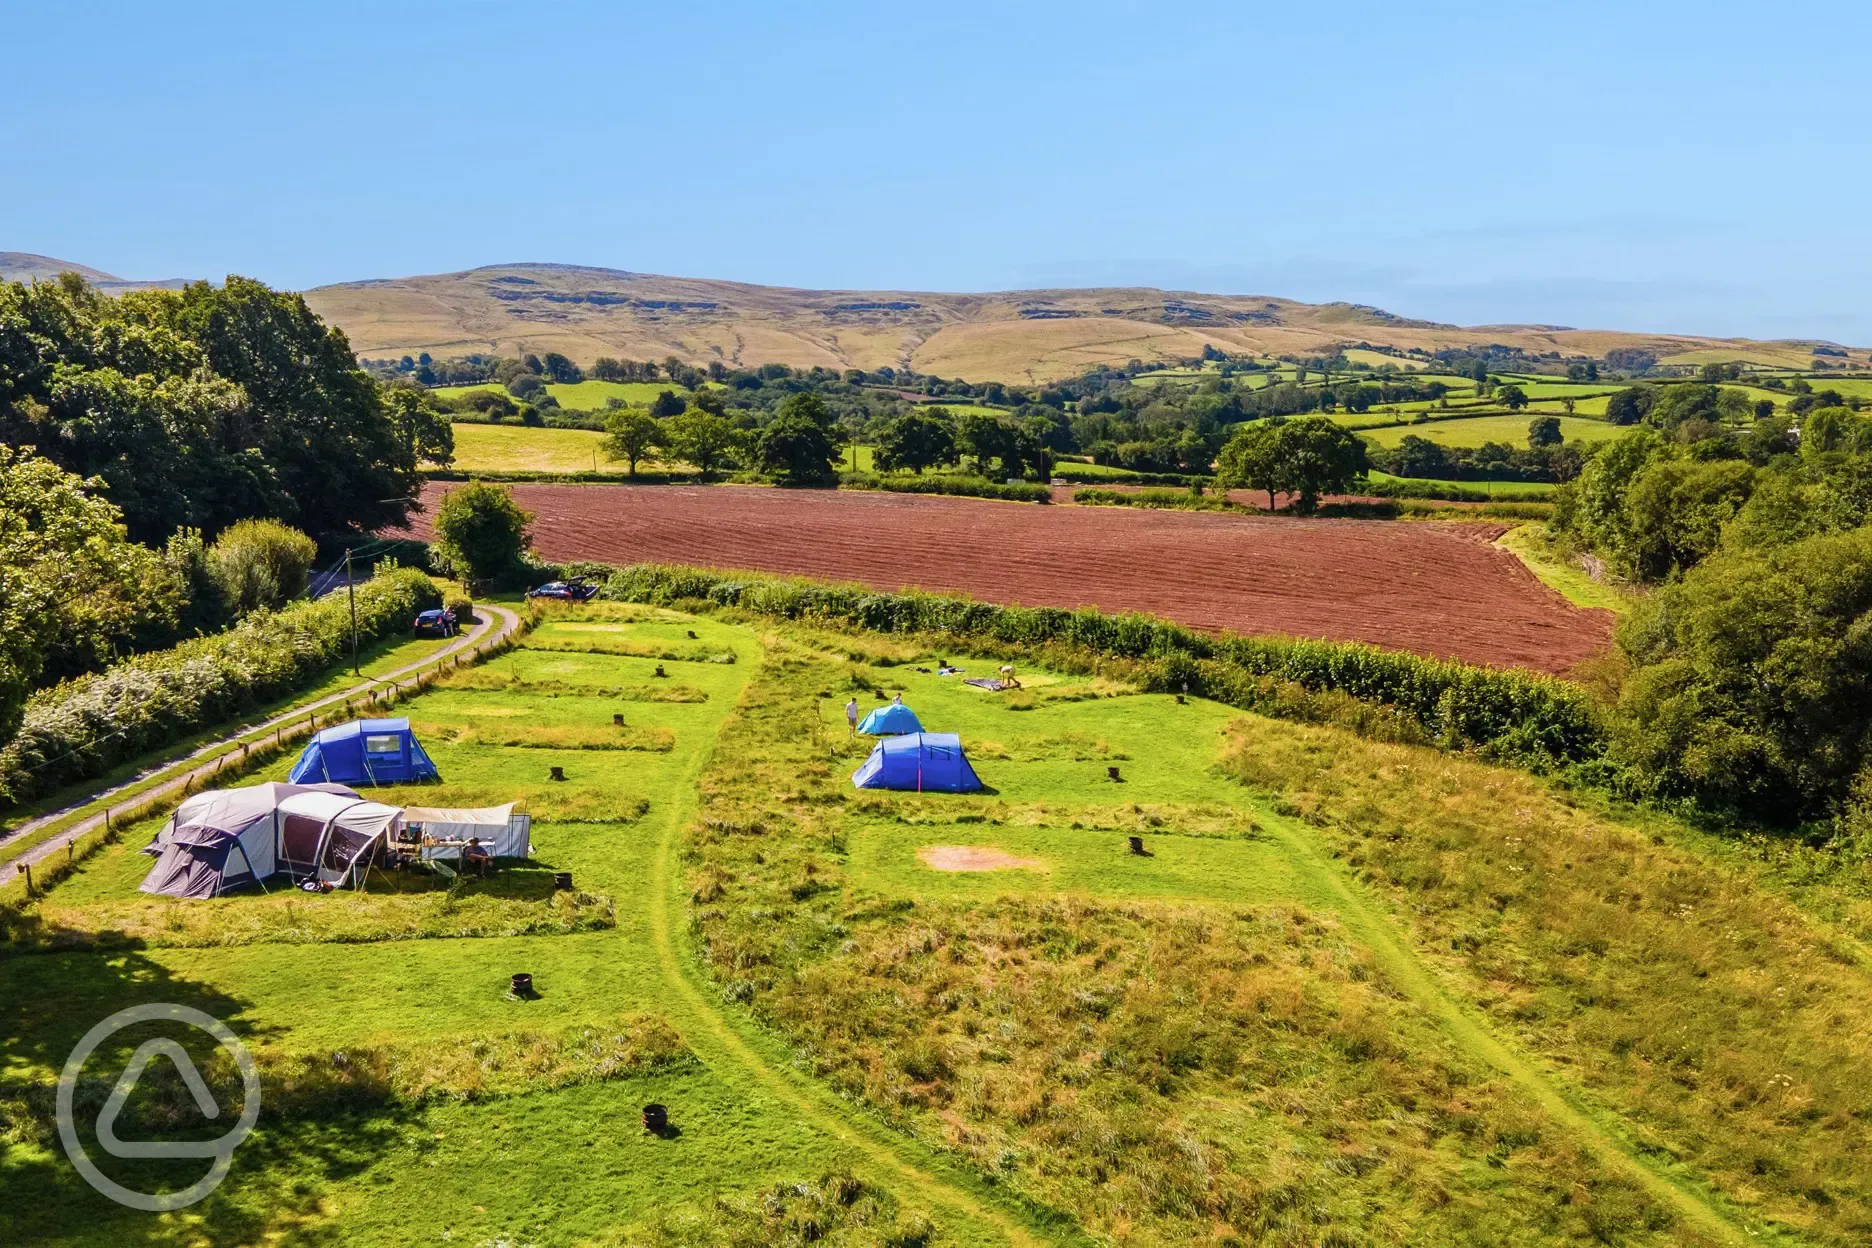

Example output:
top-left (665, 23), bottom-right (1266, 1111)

top-left (301, 262), bottom-right (1861, 382)
top-left (0, 252), bottom-right (192, 291)
top-left (8, 253), bottom-right (1861, 381)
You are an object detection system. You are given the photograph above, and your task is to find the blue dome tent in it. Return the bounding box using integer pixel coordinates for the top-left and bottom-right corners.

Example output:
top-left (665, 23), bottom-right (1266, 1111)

top-left (852, 732), bottom-right (983, 793)
top-left (857, 701), bottom-right (923, 735)
top-left (288, 718), bottom-right (439, 787)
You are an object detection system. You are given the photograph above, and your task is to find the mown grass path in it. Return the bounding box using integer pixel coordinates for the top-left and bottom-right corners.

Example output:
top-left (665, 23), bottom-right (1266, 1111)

top-left (0, 604), bottom-right (522, 877)
top-left (1252, 807), bottom-right (1767, 1247)
top-left (643, 643), bottom-right (1089, 1248)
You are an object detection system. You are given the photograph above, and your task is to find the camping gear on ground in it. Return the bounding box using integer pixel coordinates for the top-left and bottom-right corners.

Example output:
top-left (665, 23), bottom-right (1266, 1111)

top-left (139, 783), bottom-right (401, 897)
top-left (642, 1103), bottom-right (669, 1132)
top-left (510, 972), bottom-right (535, 998)
top-left (857, 701), bottom-right (923, 735)
top-left (138, 781), bottom-right (360, 899)
top-left (852, 732), bottom-right (984, 793)
top-left (554, 871), bottom-right (573, 890)
top-left (288, 717), bottom-right (439, 787)
top-left (963, 678), bottom-right (1012, 692)
top-left (405, 804), bottom-right (533, 861)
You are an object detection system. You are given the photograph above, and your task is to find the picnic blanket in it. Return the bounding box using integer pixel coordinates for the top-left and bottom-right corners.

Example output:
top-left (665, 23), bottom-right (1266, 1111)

top-left (964, 678), bottom-right (1012, 692)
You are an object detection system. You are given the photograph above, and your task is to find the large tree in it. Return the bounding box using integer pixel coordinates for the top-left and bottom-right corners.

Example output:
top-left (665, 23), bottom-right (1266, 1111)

top-left (757, 392), bottom-right (840, 486)
top-left (660, 411), bottom-right (744, 479)
top-left (602, 409), bottom-right (662, 477)
top-left (0, 273), bottom-right (428, 544)
top-left (431, 481), bottom-right (534, 588)
top-left (874, 409), bottom-right (958, 474)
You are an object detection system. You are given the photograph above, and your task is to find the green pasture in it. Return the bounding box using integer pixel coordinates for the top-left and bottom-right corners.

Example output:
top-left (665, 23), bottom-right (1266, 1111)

top-left (1366, 469), bottom-right (1556, 498)
top-left (435, 379), bottom-right (699, 409)
top-left (448, 421), bottom-right (616, 474)
top-left (1340, 347), bottom-right (1428, 371)
top-left (1361, 413), bottom-right (1621, 449)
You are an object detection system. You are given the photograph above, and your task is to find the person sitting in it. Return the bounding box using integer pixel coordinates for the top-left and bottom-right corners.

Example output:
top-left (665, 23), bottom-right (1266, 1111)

top-left (462, 837), bottom-right (493, 877)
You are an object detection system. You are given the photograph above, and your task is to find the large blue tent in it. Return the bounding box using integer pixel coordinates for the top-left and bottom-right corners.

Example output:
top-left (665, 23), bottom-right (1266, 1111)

top-left (288, 718), bottom-right (439, 787)
top-left (852, 732), bottom-right (983, 792)
top-left (857, 701), bottom-right (923, 735)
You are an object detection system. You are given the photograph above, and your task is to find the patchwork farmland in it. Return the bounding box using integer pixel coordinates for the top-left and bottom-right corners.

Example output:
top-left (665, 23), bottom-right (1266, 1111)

top-left (395, 482), bottom-right (1612, 673)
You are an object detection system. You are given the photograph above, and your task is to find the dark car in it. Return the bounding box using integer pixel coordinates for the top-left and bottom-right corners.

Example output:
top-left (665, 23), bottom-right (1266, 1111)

top-left (527, 577), bottom-right (599, 602)
top-left (413, 608), bottom-right (458, 637)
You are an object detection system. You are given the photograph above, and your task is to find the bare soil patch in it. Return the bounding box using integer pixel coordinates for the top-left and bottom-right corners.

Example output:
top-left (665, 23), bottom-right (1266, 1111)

top-left (396, 483), bottom-right (1612, 673)
top-left (918, 845), bottom-right (1047, 873)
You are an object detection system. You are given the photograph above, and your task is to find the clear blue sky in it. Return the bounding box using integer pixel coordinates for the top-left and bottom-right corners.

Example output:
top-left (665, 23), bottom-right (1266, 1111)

top-left (6, 1), bottom-right (1870, 341)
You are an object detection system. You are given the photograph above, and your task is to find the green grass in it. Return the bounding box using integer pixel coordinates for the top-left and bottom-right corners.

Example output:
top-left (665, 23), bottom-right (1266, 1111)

top-left (448, 421), bottom-right (617, 473)
top-left (1366, 469), bottom-right (1557, 498)
top-left (16, 590), bottom-right (1872, 1245)
top-left (1360, 413), bottom-right (1622, 449)
top-left (436, 379), bottom-right (700, 409)
top-left (1496, 523), bottom-right (1634, 613)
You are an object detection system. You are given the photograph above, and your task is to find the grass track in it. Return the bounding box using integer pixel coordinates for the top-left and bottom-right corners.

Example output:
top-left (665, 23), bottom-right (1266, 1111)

top-left (1243, 804), bottom-right (1762, 1247)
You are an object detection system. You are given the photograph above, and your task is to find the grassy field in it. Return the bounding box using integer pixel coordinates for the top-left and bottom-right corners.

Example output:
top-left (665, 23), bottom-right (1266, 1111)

top-left (1366, 469), bottom-right (1556, 498)
top-left (1496, 523), bottom-right (1634, 612)
top-left (1361, 413), bottom-right (1622, 449)
top-left (8, 596), bottom-right (1871, 1244)
top-left (448, 421), bottom-right (616, 473)
top-left (436, 380), bottom-right (697, 409)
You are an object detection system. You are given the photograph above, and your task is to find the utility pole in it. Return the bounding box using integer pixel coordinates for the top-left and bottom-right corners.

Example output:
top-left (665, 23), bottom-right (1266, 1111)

top-left (346, 548), bottom-right (360, 675)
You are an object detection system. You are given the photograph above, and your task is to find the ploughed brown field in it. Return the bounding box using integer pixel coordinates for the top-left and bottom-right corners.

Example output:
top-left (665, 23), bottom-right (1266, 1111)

top-left (399, 483), bottom-right (1613, 673)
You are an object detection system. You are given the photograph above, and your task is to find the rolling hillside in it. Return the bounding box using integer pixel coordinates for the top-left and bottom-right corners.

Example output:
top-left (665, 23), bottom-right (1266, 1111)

top-left (0, 251), bottom-right (192, 291)
top-left (298, 262), bottom-right (1866, 382)
top-left (7, 253), bottom-right (1863, 381)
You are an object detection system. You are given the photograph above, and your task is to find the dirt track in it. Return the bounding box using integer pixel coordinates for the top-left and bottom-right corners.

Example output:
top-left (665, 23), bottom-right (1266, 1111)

top-left (399, 484), bottom-right (1612, 673)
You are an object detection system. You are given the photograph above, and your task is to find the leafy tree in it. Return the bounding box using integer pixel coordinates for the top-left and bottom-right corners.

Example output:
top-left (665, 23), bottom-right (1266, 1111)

top-left (591, 356), bottom-right (624, 382)
top-left (1604, 386), bottom-right (1655, 426)
top-left (1215, 422), bottom-right (1285, 510)
top-left (1272, 418), bottom-right (1369, 512)
top-left (1754, 398), bottom-right (1776, 421)
top-left (431, 481), bottom-right (534, 588)
top-left (602, 409), bottom-right (661, 477)
top-left (383, 386), bottom-right (454, 466)
top-left (207, 518), bottom-right (318, 616)
top-left (689, 386), bottom-right (727, 417)
top-left (758, 413), bottom-right (840, 486)
top-left (1613, 525), bottom-right (1872, 816)
top-left (540, 351), bottom-right (582, 384)
top-left (958, 411), bottom-right (1051, 479)
top-left (0, 448), bottom-right (182, 738)
top-left (508, 374), bottom-right (546, 400)
top-left (874, 409), bottom-right (958, 474)
top-left (648, 389), bottom-right (687, 418)
top-left (1799, 406), bottom-right (1869, 456)
top-left (661, 411), bottom-right (744, 479)
top-left (522, 353), bottom-right (543, 375)
top-left (1498, 384), bottom-right (1529, 411)
top-left (1527, 415), bottom-right (1563, 448)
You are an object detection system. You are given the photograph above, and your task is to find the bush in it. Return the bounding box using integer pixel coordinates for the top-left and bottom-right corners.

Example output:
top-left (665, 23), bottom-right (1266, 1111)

top-left (207, 518), bottom-right (319, 615)
top-left (1073, 487), bottom-right (1237, 512)
top-left (0, 568), bottom-right (441, 806)
top-left (431, 481), bottom-right (535, 589)
top-left (444, 593), bottom-right (475, 624)
top-left (601, 566), bottom-right (1604, 769)
top-left (839, 473), bottom-right (1051, 503)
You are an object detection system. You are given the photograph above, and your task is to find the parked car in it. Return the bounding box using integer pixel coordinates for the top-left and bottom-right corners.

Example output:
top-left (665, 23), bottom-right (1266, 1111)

top-left (527, 577), bottom-right (599, 602)
top-left (413, 608), bottom-right (458, 637)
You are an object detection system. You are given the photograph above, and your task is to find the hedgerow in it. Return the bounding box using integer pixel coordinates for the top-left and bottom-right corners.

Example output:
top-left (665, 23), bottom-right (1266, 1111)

top-left (838, 472), bottom-right (1051, 503)
top-left (600, 565), bottom-right (1606, 769)
top-left (0, 568), bottom-right (441, 806)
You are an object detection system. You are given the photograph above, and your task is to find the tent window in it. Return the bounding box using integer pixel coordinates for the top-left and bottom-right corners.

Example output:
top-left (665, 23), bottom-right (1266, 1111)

top-left (364, 734), bottom-right (402, 755)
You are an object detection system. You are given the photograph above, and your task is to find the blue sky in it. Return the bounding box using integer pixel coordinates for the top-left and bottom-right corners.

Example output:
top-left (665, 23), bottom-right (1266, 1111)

top-left (6, 1), bottom-right (1870, 341)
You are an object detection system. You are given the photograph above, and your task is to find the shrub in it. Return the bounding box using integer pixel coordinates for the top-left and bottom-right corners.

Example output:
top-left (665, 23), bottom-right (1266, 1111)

top-left (840, 473), bottom-right (1051, 503)
top-left (601, 565), bottom-right (1604, 769)
top-left (1072, 487), bottom-right (1237, 512)
top-left (0, 568), bottom-right (441, 806)
top-left (431, 481), bottom-right (534, 588)
top-left (207, 518), bottom-right (319, 615)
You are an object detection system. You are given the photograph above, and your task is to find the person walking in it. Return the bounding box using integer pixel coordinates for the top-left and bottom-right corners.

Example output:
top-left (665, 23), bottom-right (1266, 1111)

top-left (845, 696), bottom-right (860, 735)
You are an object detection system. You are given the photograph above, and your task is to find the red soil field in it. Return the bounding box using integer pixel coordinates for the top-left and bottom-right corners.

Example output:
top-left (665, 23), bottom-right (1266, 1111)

top-left (398, 483), bottom-right (1613, 673)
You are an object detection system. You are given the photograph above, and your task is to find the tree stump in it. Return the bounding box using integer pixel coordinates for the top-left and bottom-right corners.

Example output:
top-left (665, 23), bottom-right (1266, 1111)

top-left (510, 972), bottom-right (534, 998)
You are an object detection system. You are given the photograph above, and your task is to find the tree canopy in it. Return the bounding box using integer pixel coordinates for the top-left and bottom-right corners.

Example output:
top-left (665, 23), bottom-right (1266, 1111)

top-left (0, 274), bottom-right (440, 545)
top-left (431, 481), bottom-right (535, 588)
top-left (1216, 418), bottom-right (1368, 513)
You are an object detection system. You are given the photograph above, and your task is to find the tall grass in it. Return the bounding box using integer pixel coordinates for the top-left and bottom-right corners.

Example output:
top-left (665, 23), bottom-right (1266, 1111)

top-left (600, 565), bottom-right (1605, 771)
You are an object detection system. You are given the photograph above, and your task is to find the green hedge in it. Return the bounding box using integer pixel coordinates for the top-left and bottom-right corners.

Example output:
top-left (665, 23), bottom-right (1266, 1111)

top-left (599, 565), bottom-right (1606, 769)
top-left (839, 473), bottom-right (1052, 503)
top-left (1052, 463), bottom-right (1202, 487)
top-left (0, 568), bottom-right (442, 806)
top-left (1073, 487), bottom-right (1237, 512)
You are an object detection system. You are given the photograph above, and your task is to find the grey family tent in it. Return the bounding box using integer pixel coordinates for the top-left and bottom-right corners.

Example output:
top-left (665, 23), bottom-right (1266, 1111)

top-left (288, 717), bottom-right (439, 787)
top-left (139, 783), bottom-right (404, 898)
top-left (857, 701), bottom-right (923, 735)
top-left (852, 732), bottom-right (983, 793)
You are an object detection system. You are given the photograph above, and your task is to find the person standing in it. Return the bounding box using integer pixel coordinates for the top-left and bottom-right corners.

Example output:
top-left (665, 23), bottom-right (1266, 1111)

top-left (845, 696), bottom-right (860, 735)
